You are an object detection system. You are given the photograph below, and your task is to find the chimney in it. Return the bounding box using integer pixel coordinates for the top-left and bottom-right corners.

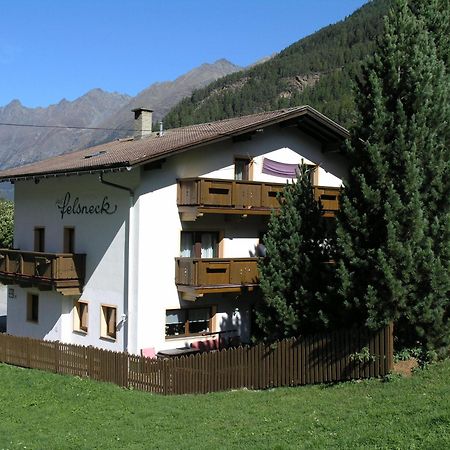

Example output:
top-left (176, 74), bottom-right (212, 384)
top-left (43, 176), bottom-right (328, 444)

top-left (132, 107), bottom-right (153, 139)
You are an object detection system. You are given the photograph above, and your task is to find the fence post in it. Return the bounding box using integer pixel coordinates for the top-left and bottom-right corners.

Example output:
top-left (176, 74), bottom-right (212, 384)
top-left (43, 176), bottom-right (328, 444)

top-left (26, 338), bottom-right (31, 368)
top-left (54, 341), bottom-right (59, 374)
top-left (123, 352), bottom-right (129, 389)
top-left (87, 346), bottom-right (93, 379)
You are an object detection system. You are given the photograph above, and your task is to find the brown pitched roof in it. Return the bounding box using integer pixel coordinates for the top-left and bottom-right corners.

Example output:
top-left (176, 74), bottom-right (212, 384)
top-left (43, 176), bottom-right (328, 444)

top-left (0, 106), bottom-right (349, 181)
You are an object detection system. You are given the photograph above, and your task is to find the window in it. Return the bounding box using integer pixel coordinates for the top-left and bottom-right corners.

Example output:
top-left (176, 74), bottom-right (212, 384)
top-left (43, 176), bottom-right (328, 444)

top-left (64, 227), bottom-right (75, 253)
top-left (74, 300), bottom-right (88, 333)
top-left (101, 305), bottom-right (117, 339)
top-left (165, 308), bottom-right (212, 338)
top-left (234, 157), bottom-right (251, 181)
top-left (306, 164), bottom-right (318, 185)
top-left (27, 294), bottom-right (39, 323)
top-left (34, 227), bottom-right (45, 252)
top-left (180, 231), bottom-right (218, 258)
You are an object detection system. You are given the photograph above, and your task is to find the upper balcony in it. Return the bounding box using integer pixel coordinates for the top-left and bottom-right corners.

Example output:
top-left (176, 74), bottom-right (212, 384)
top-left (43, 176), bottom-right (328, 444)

top-left (175, 257), bottom-right (259, 300)
top-left (177, 178), bottom-right (340, 220)
top-left (0, 249), bottom-right (86, 296)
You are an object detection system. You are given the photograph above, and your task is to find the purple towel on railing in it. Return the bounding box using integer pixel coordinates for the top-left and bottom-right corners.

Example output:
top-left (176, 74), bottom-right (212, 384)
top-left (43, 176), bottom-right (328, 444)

top-left (262, 158), bottom-right (299, 177)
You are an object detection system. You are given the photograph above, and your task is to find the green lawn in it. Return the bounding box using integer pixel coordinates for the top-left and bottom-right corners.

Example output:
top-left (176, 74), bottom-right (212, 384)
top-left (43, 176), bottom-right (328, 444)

top-left (0, 361), bottom-right (449, 450)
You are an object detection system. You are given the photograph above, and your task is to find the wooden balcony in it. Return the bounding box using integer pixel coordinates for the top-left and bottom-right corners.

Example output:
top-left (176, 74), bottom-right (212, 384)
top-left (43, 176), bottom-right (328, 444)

top-left (177, 178), bottom-right (340, 220)
top-left (177, 178), bottom-right (283, 220)
top-left (313, 186), bottom-right (340, 218)
top-left (0, 249), bottom-right (86, 295)
top-left (175, 257), bottom-right (259, 300)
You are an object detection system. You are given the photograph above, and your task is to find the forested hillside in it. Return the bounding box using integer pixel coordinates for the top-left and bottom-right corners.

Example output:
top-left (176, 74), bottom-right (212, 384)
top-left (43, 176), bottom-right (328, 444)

top-left (164, 0), bottom-right (391, 128)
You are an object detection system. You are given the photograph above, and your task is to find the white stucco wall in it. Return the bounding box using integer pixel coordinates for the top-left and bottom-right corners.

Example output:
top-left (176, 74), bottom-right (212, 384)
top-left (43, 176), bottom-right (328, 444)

top-left (9, 170), bottom-right (138, 350)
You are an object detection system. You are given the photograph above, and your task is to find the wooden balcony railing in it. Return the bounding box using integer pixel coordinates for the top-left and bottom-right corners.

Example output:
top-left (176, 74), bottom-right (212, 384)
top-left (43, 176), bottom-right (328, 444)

top-left (313, 186), bottom-right (341, 218)
top-left (0, 249), bottom-right (86, 295)
top-left (177, 178), bottom-right (340, 220)
top-left (175, 257), bottom-right (259, 299)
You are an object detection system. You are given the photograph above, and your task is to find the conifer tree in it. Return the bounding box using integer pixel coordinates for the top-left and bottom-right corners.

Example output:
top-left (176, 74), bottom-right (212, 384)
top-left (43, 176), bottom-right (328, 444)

top-left (336, 0), bottom-right (450, 352)
top-left (412, 0), bottom-right (450, 68)
top-left (255, 164), bottom-right (333, 341)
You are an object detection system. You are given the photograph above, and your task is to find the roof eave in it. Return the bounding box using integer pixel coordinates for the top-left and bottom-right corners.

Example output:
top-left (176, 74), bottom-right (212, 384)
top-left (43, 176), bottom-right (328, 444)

top-left (0, 162), bottom-right (131, 183)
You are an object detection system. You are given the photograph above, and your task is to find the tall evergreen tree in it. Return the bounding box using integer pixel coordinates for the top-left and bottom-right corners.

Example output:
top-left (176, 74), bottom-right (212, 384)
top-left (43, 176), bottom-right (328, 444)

top-left (412, 0), bottom-right (450, 68)
top-left (336, 0), bottom-right (450, 352)
top-left (255, 164), bottom-right (333, 341)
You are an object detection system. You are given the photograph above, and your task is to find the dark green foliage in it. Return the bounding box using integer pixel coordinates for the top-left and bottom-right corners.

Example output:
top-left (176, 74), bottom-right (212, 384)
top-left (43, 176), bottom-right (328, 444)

top-left (255, 164), bottom-right (333, 341)
top-left (411, 0), bottom-right (450, 67)
top-left (336, 0), bottom-right (450, 352)
top-left (0, 199), bottom-right (13, 248)
top-left (164, 0), bottom-right (391, 129)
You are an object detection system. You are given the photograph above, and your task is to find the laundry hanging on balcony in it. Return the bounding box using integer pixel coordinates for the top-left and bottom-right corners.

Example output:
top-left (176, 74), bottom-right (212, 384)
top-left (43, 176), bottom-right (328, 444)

top-left (261, 157), bottom-right (299, 178)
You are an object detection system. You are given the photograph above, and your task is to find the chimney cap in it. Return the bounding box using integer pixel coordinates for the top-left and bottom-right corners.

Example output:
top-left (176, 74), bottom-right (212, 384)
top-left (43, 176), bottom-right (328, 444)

top-left (132, 107), bottom-right (153, 113)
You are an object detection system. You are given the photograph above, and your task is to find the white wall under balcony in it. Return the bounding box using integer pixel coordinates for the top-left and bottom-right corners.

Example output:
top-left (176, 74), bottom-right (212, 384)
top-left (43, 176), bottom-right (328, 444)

top-left (7, 287), bottom-right (64, 340)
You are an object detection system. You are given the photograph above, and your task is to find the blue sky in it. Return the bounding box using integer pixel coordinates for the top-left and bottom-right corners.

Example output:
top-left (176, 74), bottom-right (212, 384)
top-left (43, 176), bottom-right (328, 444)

top-left (0, 0), bottom-right (368, 108)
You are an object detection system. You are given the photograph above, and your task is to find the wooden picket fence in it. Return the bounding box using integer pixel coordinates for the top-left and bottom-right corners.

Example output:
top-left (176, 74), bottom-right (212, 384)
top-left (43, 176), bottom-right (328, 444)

top-left (0, 324), bottom-right (393, 395)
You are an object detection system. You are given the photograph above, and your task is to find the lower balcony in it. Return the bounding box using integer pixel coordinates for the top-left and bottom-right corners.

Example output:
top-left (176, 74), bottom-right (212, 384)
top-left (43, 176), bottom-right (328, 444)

top-left (0, 249), bottom-right (86, 296)
top-left (313, 186), bottom-right (340, 218)
top-left (175, 257), bottom-right (259, 300)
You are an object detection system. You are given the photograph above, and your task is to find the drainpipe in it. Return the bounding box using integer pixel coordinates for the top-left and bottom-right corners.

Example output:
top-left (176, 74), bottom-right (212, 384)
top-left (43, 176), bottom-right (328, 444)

top-left (99, 173), bottom-right (135, 354)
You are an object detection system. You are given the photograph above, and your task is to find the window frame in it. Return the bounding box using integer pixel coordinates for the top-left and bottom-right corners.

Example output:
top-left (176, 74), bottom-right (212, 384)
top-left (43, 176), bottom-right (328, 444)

top-left (180, 231), bottom-right (220, 258)
top-left (73, 300), bottom-right (88, 334)
top-left (34, 227), bottom-right (45, 252)
top-left (64, 227), bottom-right (76, 253)
top-left (234, 156), bottom-right (252, 181)
top-left (26, 293), bottom-right (39, 323)
top-left (306, 164), bottom-right (319, 185)
top-left (100, 304), bottom-right (117, 340)
top-left (165, 306), bottom-right (216, 339)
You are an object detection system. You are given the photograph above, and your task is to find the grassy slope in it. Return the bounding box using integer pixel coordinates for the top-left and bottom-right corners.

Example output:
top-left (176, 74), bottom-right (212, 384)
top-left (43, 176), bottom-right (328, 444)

top-left (0, 361), bottom-right (449, 449)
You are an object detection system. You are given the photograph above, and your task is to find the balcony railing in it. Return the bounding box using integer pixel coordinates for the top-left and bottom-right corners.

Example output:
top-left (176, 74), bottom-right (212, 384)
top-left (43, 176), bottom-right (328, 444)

top-left (177, 178), bottom-right (340, 220)
top-left (313, 186), bottom-right (340, 218)
top-left (175, 257), bottom-right (259, 299)
top-left (0, 249), bottom-right (86, 295)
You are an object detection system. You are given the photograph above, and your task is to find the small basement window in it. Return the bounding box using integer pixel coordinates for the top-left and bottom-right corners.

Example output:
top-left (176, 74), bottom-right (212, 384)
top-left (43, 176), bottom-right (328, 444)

top-left (101, 305), bottom-right (117, 340)
top-left (74, 300), bottom-right (88, 333)
top-left (165, 308), bottom-right (212, 338)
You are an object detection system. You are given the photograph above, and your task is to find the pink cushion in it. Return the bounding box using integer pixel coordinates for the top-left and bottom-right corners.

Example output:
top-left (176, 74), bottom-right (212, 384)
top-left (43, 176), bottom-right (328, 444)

top-left (141, 347), bottom-right (156, 359)
top-left (190, 338), bottom-right (219, 351)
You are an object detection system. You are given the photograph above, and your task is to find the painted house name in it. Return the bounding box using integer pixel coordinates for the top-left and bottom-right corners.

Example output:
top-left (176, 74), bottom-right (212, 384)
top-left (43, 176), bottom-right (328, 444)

top-left (56, 192), bottom-right (118, 219)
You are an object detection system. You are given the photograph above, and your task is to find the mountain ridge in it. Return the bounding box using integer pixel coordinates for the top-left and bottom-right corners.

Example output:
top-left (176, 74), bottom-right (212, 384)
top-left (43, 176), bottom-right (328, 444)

top-left (0, 59), bottom-right (242, 175)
